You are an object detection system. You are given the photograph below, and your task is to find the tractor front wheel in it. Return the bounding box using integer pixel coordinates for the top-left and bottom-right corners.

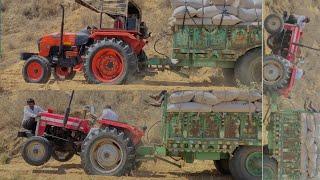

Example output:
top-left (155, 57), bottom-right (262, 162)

top-left (229, 146), bottom-right (262, 180)
top-left (81, 128), bottom-right (134, 176)
top-left (21, 137), bottom-right (52, 166)
top-left (22, 56), bottom-right (51, 84)
top-left (235, 48), bottom-right (262, 86)
top-left (53, 67), bottom-right (76, 81)
top-left (84, 38), bottom-right (137, 85)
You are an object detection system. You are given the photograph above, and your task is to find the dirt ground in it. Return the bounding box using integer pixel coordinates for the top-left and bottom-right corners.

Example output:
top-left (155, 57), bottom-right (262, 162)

top-left (0, 157), bottom-right (231, 180)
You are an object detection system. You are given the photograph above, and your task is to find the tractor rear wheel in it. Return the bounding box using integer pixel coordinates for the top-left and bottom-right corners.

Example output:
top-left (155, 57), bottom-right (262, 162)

top-left (214, 159), bottom-right (231, 175)
top-left (235, 48), bottom-right (262, 86)
top-left (21, 137), bottom-right (52, 166)
top-left (263, 55), bottom-right (291, 92)
top-left (263, 156), bottom-right (278, 180)
top-left (81, 128), bottom-right (134, 176)
top-left (22, 56), bottom-right (51, 84)
top-left (53, 67), bottom-right (76, 81)
top-left (84, 38), bottom-right (137, 85)
top-left (52, 150), bottom-right (75, 162)
top-left (229, 146), bottom-right (262, 180)
top-left (264, 14), bottom-right (284, 34)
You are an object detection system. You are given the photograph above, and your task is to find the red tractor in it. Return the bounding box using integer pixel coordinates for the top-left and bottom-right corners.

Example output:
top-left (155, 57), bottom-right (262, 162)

top-left (263, 13), bottom-right (308, 97)
top-left (21, 0), bottom-right (149, 85)
top-left (18, 91), bottom-right (145, 176)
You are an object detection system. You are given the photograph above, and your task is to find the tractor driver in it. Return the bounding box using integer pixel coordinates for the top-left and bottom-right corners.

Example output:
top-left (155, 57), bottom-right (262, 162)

top-left (22, 98), bottom-right (44, 134)
top-left (99, 105), bottom-right (119, 121)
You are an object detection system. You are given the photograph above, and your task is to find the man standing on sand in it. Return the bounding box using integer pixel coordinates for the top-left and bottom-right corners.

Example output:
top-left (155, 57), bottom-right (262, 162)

top-left (22, 98), bottom-right (44, 134)
top-left (99, 105), bottom-right (119, 121)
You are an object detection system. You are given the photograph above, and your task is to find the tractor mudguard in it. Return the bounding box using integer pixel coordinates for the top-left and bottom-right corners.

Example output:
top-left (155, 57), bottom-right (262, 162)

top-left (21, 52), bottom-right (38, 61)
top-left (97, 119), bottom-right (145, 145)
top-left (17, 130), bottom-right (33, 138)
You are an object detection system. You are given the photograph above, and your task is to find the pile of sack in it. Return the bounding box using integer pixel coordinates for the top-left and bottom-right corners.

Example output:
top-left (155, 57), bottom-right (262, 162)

top-left (167, 90), bottom-right (262, 113)
top-left (300, 113), bottom-right (320, 178)
top-left (169, 0), bottom-right (262, 26)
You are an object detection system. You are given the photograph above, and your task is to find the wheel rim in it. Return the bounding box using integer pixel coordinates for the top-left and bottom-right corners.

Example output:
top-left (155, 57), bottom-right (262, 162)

top-left (26, 142), bottom-right (46, 162)
top-left (55, 67), bottom-right (73, 79)
top-left (27, 61), bottom-right (44, 81)
top-left (264, 60), bottom-right (284, 85)
top-left (245, 152), bottom-right (262, 177)
top-left (263, 164), bottom-right (276, 179)
top-left (91, 48), bottom-right (125, 83)
top-left (89, 138), bottom-right (124, 174)
top-left (266, 16), bottom-right (282, 32)
top-left (249, 57), bottom-right (262, 83)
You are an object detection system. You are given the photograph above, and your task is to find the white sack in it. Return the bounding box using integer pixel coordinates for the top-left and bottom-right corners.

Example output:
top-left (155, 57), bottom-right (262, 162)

top-left (173, 6), bottom-right (198, 18)
top-left (171, 0), bottom-right (210, 9)
top-left (213, 89), bottom-right (240, 102)
top-left (167, 102), bottom-right (212, 112)
top-left (197, 6), bottom-right (221, 18)
top-left (254, 101), bottom-right (262, 112)
top-left (212, 14), bottom-right (242, 25)
top-left (238, 0), bottom-right (254, 8)
top-left (237, 90), bottom-right (262, 102)
top-left (169, 91), bottom-right (195, 104)
top-left (194, 91), bottom-right (221, 105)
top-left (217, 5), bottom-right (239, 16)
top-left (238, 8), bottom-right (262, 22)
top-left (212, 0), bottom-right (237, 6)
top-left (171, 17), bottom-right (213, 25)
top-left (212, 101), bottom-right (256, 113)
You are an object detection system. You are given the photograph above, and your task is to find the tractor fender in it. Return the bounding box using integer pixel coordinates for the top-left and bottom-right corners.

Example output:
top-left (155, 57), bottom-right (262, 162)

top-left (97, 120), bottom-right (145, 145)
top-left (90, 31), bottom-right (146, 55)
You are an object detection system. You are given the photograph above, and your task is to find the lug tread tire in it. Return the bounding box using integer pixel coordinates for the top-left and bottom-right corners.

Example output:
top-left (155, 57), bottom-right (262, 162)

top-left (263, 55), bottom-right (291, 93)
top-left (21, 137), bottom-right (52, 166)
top-left (235, 48), bottom-right (262, 86)
top-left (229, 146), bottom-right (262, 180)
top-left (83, 38), bottom-right (137, 85)
top-left (22, 56), bottom-right (51, 84)
top-left (81, 128), bottom-right (134, 176)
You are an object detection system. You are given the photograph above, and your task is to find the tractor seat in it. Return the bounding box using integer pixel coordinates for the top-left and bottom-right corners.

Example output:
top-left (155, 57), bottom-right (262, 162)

top-left (75, 32), bottom-right (90, 46)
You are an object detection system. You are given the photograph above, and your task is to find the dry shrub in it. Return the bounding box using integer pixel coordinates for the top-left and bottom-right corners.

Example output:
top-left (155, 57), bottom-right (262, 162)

top-left (22, 0), bottom-right (63, 20)
top-left (0, 153), bottom-right (10, 165)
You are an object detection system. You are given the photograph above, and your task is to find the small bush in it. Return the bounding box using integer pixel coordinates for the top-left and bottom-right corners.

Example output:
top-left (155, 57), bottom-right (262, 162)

top-left (0, 153), bottom-right (11, 165)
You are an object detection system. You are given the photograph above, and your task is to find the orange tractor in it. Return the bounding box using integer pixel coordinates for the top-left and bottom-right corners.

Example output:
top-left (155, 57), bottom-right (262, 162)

top-left (21, 0), bottom-right (149, 85)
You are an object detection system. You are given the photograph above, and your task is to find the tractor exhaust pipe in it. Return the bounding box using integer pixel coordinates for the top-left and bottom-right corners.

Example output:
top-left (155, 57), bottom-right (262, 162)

top-left (59, 4), bottom-right (65, 59)
top-left (63, 90), bottom-right (75, 126)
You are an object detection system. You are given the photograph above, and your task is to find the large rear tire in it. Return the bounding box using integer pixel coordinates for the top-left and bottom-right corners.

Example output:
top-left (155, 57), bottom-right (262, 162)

top-left (235, 48), bottom-right (262, 86)
top-left (263, 156), bottom-right (278, 180)
top-left (84, 38), bottom-right (137, 85)
top-left (81, 128), bottom-right (134, 176)
top-left (21, 137), bottom-right (52, 166)
top-left (263, 55), bottom-right (291, 92)
top-left (229, 146), bottom-right (262, 180)
top-left (22, 56), bottom-right (51, 84)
